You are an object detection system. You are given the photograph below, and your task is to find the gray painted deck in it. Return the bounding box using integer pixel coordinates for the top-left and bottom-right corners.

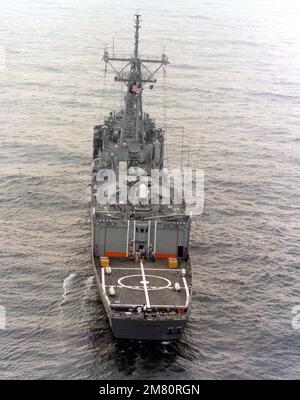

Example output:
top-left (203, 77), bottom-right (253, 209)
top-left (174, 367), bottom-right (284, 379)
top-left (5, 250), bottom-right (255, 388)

top-left (95, 257), bottom-right (192, 309)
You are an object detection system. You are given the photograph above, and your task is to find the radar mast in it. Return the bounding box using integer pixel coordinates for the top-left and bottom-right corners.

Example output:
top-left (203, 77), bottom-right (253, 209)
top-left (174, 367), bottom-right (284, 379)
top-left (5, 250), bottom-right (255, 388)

top-left (103, 14), bottom-right (169, 144)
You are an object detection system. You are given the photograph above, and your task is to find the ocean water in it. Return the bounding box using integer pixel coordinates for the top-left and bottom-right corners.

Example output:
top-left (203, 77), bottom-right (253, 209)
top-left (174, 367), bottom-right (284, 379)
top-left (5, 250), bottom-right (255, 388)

top-left (0, 0), bottom-right (299, 379)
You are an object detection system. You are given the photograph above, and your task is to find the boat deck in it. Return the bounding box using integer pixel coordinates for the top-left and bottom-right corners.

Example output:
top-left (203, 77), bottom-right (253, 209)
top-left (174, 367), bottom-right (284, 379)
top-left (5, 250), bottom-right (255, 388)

top-left (94, 257), bottom-right (192, 309)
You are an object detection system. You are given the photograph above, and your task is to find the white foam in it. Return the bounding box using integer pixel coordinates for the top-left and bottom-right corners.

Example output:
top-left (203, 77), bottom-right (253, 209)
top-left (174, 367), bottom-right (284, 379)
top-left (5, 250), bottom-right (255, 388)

top-left (85, 276), bottom-right (94, 287)
top-left (63, 273), bottom-right (77, 298)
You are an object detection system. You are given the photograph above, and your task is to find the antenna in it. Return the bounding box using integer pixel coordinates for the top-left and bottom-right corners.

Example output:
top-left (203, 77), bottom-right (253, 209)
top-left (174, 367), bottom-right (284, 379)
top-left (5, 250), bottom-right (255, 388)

top-left (180, 127), bottom-right (184, 172)
top-left (104, 43), bottom-right (108, 77)
top-left (134, 14), bottom-right (141, 63)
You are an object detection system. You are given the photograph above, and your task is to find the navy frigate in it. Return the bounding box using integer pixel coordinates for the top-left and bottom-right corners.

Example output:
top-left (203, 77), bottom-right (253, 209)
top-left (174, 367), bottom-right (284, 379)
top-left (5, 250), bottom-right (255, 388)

top-left (91, 15), bottom-right (192, 340)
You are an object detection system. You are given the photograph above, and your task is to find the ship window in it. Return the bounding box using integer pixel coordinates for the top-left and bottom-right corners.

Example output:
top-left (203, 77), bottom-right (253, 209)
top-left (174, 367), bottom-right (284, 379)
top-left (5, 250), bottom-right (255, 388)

top-left (177, 246), bottom-right (184, 258)
top-left (141, 228), bottom-right (144, 233)
top-left (176, 327), bottom-right (182, 334)
top-left (167, 327), bottom-right (174, 335)
top-left (146, 228), bottom-right (148, 233)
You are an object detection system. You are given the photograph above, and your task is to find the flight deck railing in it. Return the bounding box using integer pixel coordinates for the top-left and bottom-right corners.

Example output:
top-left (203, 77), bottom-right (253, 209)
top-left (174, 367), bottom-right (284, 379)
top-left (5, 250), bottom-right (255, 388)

top-left (110, 306), bottom-right (188, 320)
top-left (111, 311), bottom-right (187, 321)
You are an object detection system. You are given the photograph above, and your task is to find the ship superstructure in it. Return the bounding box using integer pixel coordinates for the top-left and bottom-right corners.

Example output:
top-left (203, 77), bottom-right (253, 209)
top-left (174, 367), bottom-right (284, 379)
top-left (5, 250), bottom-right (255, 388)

top-left (91, 15), bottom-right (192, 340)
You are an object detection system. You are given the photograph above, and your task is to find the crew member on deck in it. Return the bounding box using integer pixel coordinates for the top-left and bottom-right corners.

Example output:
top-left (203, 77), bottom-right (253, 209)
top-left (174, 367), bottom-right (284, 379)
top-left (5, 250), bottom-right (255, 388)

top-left (135, 250), bottom-right (140, 263)
top-left (128, 241), bottom-right (134, 260)
top-left (149, 244), bottom-right (155, 262)
top-left (136, 306), bottom-right (142, 317)
top-left (93, 244), bottom-right (98, 257)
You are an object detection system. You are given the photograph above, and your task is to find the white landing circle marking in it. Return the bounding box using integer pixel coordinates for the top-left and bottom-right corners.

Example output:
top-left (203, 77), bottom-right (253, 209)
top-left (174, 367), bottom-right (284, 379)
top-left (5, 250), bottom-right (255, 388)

top-left (118, 274), bottom-right (172, 291)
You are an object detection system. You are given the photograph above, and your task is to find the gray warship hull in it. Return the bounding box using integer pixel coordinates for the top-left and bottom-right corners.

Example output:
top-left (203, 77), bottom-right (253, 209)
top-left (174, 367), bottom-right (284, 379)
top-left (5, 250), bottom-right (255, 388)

top-left (90, 15), bottom-right (193, 340)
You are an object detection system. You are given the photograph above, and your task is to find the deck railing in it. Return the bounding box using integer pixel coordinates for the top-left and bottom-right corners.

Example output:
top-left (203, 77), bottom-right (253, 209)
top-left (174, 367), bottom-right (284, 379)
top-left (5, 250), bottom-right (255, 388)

top-left (111, 310), bottom-right (187, 321)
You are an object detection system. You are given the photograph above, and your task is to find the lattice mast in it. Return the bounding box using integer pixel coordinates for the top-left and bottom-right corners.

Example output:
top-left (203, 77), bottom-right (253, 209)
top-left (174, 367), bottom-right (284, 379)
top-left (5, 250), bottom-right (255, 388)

top-left (103, 14), bottom-right (169, 144)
